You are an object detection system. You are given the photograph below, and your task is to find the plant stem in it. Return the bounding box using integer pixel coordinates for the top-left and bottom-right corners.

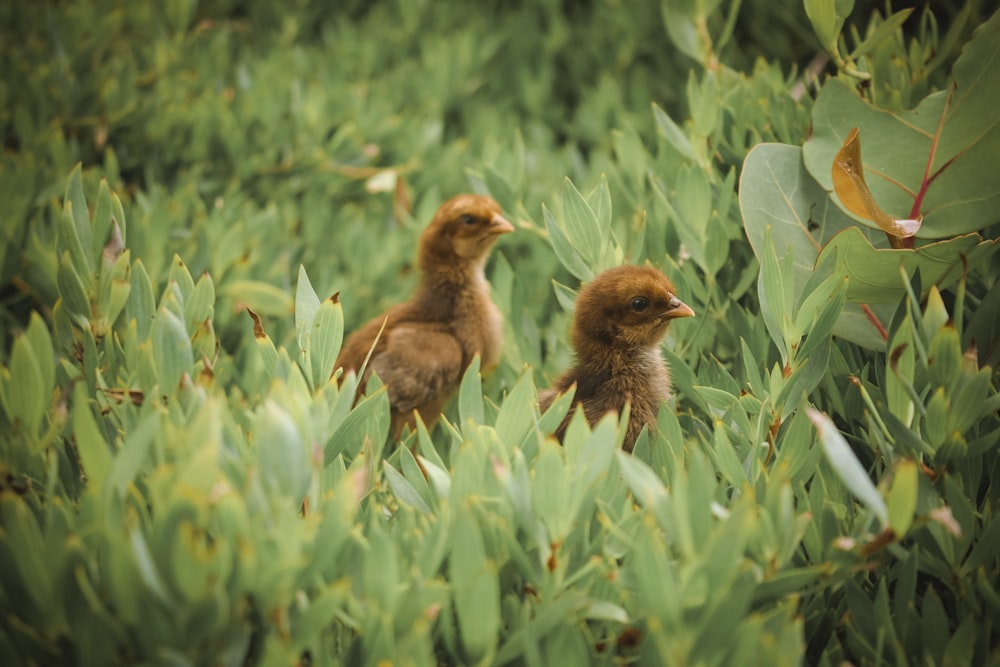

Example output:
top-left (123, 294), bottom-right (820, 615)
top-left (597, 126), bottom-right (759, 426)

top-left (861, 304), bottom-right (888, 341)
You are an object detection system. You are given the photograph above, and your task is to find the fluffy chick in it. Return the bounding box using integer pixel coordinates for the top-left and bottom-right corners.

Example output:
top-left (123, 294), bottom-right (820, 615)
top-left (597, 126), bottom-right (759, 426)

top-left (336, 194), bottom-right (514, 438)
top-left (538, 264), bottom-right (694, 452)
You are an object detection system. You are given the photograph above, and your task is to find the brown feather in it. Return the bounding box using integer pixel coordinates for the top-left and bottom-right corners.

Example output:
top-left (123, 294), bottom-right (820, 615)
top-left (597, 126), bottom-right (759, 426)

top-left (538, 265), bottom-right (694, 452)
top-left (336, 194), bottom-right (514, 438)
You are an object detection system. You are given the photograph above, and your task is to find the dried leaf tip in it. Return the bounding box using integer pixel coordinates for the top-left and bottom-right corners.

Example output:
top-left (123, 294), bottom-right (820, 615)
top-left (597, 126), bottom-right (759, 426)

top-left (247, 308), bottom-right (267, 339)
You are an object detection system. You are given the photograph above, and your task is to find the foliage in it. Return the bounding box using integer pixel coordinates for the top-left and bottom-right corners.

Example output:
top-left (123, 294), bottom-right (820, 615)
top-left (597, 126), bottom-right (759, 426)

top-left (1, 0), bottom-right (998, 665)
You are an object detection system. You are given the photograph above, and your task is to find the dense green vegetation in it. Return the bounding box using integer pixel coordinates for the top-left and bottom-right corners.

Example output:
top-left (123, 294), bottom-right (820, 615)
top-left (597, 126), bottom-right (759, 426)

top-left (1, 0), bottom-right (998, 664)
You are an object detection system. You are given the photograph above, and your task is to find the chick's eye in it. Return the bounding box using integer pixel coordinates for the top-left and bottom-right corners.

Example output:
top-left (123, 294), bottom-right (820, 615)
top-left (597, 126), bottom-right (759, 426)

top-left (459, 214), bottom-right (478, 226)
top-left (631, 297), bottom-right (649, 312)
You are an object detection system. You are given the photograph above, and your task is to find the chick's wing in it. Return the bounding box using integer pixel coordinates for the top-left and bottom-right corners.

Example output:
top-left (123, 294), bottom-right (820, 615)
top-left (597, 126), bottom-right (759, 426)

top-left (367, 324), bottom-right (464, 414)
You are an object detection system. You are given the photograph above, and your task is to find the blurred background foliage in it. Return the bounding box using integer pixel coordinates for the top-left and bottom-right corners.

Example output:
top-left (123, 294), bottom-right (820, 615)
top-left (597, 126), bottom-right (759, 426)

top-left (1, 0), bottom-right (998, 665)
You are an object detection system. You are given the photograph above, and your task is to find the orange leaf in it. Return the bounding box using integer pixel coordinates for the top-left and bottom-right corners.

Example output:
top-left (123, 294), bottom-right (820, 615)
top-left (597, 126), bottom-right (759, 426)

top-left (832, 128), bottom-right (921, 246)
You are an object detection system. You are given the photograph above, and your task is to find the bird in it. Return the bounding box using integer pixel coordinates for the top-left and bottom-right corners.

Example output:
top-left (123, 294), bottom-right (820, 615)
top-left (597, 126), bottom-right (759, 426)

top-left (537, 264), bottom-right (694, 452)
top-left (335, 194), bottom-right (514, 439)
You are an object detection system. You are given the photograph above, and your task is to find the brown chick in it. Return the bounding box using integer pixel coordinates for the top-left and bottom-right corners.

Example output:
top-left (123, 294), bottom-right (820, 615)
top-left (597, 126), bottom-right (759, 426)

top-left (538, 264), bottom-right (694, 452)
top-left (335, 194), bottom-right (514, 438)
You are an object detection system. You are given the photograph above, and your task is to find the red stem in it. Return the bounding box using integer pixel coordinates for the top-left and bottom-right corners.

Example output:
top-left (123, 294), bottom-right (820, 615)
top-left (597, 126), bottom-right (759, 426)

top-left (909, 84), bottom-right (954, 221)
top-left (862, 304), bottom-right (889, 341)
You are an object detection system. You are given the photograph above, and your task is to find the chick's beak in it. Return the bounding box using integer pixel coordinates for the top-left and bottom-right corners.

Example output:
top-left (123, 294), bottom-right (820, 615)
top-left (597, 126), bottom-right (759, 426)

top-left (665, 296), bottom-right (695, 319)
top-left (490, 213), bottom-right (515, 235)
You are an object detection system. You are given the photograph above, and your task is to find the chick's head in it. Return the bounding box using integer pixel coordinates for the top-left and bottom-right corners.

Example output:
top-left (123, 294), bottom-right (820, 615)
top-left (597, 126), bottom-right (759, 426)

top-left (572, 265), bottom-right (694, 353)
top-left (419, 194), bottom-right (514, 270)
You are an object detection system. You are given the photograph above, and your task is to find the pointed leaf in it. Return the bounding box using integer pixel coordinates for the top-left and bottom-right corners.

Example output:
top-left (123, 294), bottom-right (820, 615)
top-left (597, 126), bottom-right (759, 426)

top-left (73, 383), bottom-right (110, 490)
top-left (887, 459), bottom-right (918, 536)
top-left (311, 293), bottom-right (344, 389)
top-left (808, 408), bottom-right (888, 527)
top-left (458, 355), bottom-right (484, 427)
top-left (562, 177), bottom-right (601, 265)
top-left (153, 307), bottom-right (193, 395)
top-left (543, 204), bottom-right (593, 281)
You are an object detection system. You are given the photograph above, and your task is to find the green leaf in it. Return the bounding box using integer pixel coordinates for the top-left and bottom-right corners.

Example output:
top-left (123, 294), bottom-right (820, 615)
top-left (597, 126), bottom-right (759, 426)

top-left (57, 251), bottom-right (93, 323)
top-left (295, 265), bottom-right (321, 354)
top-left (674, 164), bottom-right (712, 246)
top-left (1, 496), bottom-right (54, 614)
top-left (91, 179), bottom-right (114, 269)
top-left (73, 383), bottom-right (110, 490)
top-left (924, 388), bottom-right (948, 449)
top-left (543, 204), bottom-right (593, 281)
top-left (98, 247), bottom-right (132, 334)
top-left (757, 226), bottom-right (791, 361)
top-left (458, 355), bottom-right (484, 427)
top-left (848, 8), bottom-right (915, 61)
top-left (247, 309), bottom-right (278, 391)
top-left (942, 617), bottom-right (977, 666)
top-left (708, 423), bottom-right (748, 488)
top-left (887, 459), bottom-right (918, 536)
top-left (399, 445), bottom-right (436, 510)
top-left (815, 228), bottom-right (996, 304)
top-left (551, 279), bottom-right (578, 312)
top-left (110, 412), bottom-right (158, 495)
top-left (948, 368), bottom-right (992, 435)
top-left (797, 274), bottom-right (847, 360)
top-left (963, 516), bottom-right (1000, 574)
top-left (532, 440), bottom-right (572, 541)
top-left (617, 451), bottom-right (668, 508)
top-left (804, 0), bottom-right (838, 51)
top-left (926, 323), bottom-right (962, 393)
top-left (127, 259), bottom-right (156, 340)
top-left (325, 386), bottom-right (390, 463)
top-left (220, 279), bottom-right (294, 317)
top-left (24, 313), bottom-right (54, 401)
top-left (111, 190), bottom-right (127, 248)
top-left (652, 102), bottom-right (697, 162)
top-left (494, 370), bottom-right (536, 447)
top-left (129, 528), bottom-right (171, 603)
top-left (450, 507), bottom-right (500, 661)
top-left (254, 400), bottom-right (309, 500)
top-left (311, 293), bottom-right (344, 390)
top-left (153, 306), bottom-right (194, 395)
top-left (589, 173), bottom-right (613, 252)
top-left (754, 566), bottom-right (826, 604)
top-left (384, 460), bottom-right (432, 514)
top-left (561, 177), bottom-right (601, 266)
top-left (63, 164), bottom-right (93, 282)
top-left (166, 255), bottom-right (196, 302)
top-left (1, 330), bottom-right (45, 436)
top-left (886, 313), bottom-right (915, 421)
top-left (537, 383), bottom-right (576, 437)
top-left (808, 408), bottom-right (888, 527)
top-left (184, 273), bottom-right (216, 335)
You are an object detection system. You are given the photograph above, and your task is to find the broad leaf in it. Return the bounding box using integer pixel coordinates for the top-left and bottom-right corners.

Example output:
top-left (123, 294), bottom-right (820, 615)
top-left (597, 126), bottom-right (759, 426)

top-left (740, 143), bottom-right (890, 348)
top-left (803, 10), bottom-right (1000, 238)
top-left (816, 228), bottom-right (997, 303)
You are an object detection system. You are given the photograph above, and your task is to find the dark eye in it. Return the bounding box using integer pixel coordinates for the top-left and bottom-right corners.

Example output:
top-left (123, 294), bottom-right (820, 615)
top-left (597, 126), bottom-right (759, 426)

top-left (459, 214), bottom-right (478, 226)
top-left (631, 297), bottom-right (649, 312)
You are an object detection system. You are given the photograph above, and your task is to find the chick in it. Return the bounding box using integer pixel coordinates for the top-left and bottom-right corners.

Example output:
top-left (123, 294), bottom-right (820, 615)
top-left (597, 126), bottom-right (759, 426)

top-left (336, 194), bottom-right (514, 438)
top-left (538, 264), bottom-right (694, 452)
